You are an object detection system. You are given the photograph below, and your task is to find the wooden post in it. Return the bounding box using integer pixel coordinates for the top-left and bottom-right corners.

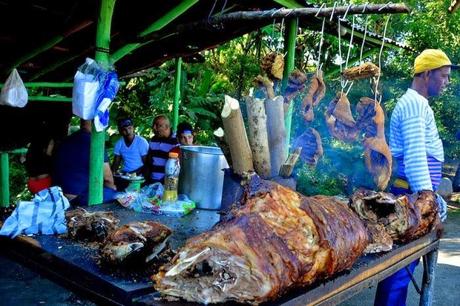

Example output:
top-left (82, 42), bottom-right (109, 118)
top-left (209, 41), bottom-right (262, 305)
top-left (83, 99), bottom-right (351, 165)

top-left (221, 95), bottom-right (254, 175)
top-left (173, 57), bottom-right (182, 134)
top-left (265, 96), bottom-right (287, 177)
top-left (282, 18), bottom-right (298, 151)
top-left (0, 153), bottom-right (9, 207)
top-left (246, 97), bottom-right (271, 178)
top-left (88, 0), bottom-right (116, 206)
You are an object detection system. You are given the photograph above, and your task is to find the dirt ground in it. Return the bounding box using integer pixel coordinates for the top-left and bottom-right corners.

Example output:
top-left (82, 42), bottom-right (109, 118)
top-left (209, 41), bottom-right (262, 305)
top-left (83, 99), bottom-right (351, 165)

top-left (0, 203), bottom-right (459, 306)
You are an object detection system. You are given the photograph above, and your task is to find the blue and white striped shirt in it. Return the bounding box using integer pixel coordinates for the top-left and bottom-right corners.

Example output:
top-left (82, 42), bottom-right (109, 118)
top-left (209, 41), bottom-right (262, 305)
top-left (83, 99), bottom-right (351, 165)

top-left (389, 88), bottom-right (444, 192)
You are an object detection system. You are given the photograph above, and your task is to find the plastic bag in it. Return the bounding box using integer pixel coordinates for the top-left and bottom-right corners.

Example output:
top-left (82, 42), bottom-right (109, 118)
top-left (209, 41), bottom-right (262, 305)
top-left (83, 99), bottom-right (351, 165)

top-left (94, 70), bottom-right (119, 131)
top-left (0, 68), bottom-right (28, 107)
top-left (72, 58), bottom-right (102, 119)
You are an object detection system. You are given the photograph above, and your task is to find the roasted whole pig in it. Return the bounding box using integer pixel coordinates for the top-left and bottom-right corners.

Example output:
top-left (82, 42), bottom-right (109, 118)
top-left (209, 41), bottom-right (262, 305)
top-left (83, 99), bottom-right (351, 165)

top-left (351, 189), bottom-right (440, 248)
top-left (65, 208), bottom-right (119, 242)
top-left (154, 176), bottom-right (368, 304)
top-left (101, 221), bottom-right (172, 265)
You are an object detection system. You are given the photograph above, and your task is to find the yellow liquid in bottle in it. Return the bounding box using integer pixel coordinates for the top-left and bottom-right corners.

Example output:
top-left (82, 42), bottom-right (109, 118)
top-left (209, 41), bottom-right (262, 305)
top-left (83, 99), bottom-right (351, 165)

top-left (163, 189), bottom-right (178, 202)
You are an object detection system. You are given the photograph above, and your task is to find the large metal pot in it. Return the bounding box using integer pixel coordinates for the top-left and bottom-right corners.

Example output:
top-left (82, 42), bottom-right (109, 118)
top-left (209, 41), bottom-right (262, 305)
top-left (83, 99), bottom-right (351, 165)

top-left (178, 146), bottom-right (229, 210)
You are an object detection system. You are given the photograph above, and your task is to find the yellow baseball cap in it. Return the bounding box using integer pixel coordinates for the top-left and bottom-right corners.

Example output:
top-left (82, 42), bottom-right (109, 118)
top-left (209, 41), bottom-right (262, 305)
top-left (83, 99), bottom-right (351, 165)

top-left (413, 49), bottom-right (459, 74)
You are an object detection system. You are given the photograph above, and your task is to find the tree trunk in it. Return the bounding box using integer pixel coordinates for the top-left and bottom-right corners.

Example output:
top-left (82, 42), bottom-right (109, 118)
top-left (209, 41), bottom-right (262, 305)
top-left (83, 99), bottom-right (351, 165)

top-left (264, 96), bottom-right (287, 177)
top-left (221, 95), bottom-right (254, 175)
top-left (245, 96), bottom-right (271, 178)
top-left (213, 127), bottom-right (233, 168)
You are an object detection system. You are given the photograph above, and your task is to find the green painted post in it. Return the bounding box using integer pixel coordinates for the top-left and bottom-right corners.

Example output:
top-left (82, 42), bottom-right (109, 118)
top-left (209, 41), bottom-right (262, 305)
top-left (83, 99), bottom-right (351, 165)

top-left (282, 18), bottom-right (298, 150)
top-left (0, 153), bottom-right (10, 207)
top-left (173, 57), bottom-right (182, 134)
top-left (88, 0), bottom-right (116, 206)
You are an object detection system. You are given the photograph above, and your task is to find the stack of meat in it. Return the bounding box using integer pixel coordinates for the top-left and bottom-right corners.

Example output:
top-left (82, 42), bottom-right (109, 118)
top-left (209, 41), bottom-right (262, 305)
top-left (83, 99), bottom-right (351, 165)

top-left (154, 175), bottom-right (441, 305)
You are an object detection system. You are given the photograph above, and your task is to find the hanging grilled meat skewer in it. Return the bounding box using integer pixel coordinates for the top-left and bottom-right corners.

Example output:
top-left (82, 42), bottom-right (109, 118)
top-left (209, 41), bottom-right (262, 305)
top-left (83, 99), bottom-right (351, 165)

top-left (325, 92), bottom-right (358, 142)
top-left (301, 70), bottom-right (326, 122)
top-left (342, 62), bottom-right (380, 81)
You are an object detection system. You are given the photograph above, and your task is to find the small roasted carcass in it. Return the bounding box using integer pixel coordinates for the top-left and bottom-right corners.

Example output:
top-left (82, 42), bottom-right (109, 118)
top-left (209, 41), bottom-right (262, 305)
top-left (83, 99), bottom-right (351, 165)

top-left (356, 97), bottom-right (392, 190)
top-left (342, 62), bottom-right (380, 81)
top-left (101, 221), bottom-right (171, 265)
top-left (292, 128), bottom-right (323, 166)
top-left (260, 52), bottom-right (284, 80)
top-left (351, 189), bottom-right (441, 248)
top-left (325, 92), bottom-right (358, 142)
top-left (65, 208), bottom-right (119, 242)
top-left (301, 70), bottom-right (326, 122)
top-left (154, 176), bottom-right (368, 304)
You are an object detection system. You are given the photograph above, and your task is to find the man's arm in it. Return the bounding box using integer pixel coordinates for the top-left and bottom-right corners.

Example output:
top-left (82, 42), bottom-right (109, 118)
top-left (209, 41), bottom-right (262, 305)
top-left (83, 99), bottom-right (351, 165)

top-left (111, 155), bottom-right (122, 173)
top-left (401, 116), bottom-right (433, 191)
top-left (103, 162), bottom-right (116, 190)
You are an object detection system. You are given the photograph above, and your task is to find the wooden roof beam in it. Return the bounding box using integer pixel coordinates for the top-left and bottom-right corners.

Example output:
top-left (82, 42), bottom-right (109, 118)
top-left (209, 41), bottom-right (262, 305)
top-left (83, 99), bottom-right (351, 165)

top-left (3, 20), bottom-right (93, 75)
top-left (110, 0), bottom-right (199, 63)
top-left (206, 4), bottom-right (410, 23)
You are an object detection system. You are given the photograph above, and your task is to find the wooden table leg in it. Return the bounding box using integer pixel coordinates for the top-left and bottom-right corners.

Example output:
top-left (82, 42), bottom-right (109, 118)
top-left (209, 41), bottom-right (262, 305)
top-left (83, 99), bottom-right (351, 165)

top-left (419, 249), bottom-right (438, 306)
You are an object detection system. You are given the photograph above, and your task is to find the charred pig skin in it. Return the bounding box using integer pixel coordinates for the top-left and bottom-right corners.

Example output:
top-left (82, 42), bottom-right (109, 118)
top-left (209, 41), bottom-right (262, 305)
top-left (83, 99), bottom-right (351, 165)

top-left (154, 177), bottom-right (368, 304)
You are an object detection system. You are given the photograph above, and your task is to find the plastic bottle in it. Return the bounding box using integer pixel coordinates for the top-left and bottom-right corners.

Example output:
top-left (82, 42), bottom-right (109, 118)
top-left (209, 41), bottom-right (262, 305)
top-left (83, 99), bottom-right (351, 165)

top-left (163, 152), bottom-right (180, 202)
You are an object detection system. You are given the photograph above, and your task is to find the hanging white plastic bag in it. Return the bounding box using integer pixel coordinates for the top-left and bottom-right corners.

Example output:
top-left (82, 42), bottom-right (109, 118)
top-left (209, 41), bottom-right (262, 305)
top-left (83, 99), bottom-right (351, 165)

top-left (72, 58), bottom-right (103, 119)
top-left (0, 68), bottom-right (28, 107)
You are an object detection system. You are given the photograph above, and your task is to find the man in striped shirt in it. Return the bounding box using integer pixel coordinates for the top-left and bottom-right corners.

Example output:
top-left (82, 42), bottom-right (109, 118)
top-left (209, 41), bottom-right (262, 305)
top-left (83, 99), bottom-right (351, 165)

top-left (147, 115), bottom-right (178, 183)
top-left (375, 49), bottom-right (456, 306)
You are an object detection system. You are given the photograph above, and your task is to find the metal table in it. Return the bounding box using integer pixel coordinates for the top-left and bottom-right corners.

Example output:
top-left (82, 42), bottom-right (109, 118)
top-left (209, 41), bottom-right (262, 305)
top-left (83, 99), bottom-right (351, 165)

top-left (0, 203), bottom-right (440, 306)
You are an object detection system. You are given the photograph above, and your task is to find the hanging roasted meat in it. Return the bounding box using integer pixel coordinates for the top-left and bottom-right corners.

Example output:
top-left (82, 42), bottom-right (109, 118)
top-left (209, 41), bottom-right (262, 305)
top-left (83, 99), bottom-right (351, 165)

top-left (301, 70), bottom-right (326, 122)
top-left (260, 52), bottom-right (284, 80)
top-left (342, 62), bottom-right (380, 81)
top-left (154, 175), bottom-right (368, 304)
top-left (356, 97), bottom-right (392, 190)
top-left (101, 221), bottom-right (172, 265)
top-left (65, 208), bottom-right (119, 242)
top-left (253, 75), bottom-right (275, 100)
top-left (292, 128), bottom-right (323, 166)
top-left (325, 92), bottom-right (358, 142)
top-left (283, 70), bottom-right (307, 112)
top-left (351, 189), bottom-right (441, 248)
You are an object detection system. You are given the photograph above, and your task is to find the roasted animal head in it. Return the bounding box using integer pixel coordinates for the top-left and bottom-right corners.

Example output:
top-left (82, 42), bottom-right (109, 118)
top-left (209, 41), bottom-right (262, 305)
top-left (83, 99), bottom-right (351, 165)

top-left (351, 189), bottom-right (440, 245)
top-left (65, 208), bottom-right (119, 242)
top-left (101, 221), bottom-right (172, 265)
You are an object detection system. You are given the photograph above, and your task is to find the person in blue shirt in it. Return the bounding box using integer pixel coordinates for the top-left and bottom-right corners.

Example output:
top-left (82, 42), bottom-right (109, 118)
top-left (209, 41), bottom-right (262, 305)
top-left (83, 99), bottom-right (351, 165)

top-left (376, 49), bottom-right (456, 306)
top-left (53, 119), bottom-right (116, 206)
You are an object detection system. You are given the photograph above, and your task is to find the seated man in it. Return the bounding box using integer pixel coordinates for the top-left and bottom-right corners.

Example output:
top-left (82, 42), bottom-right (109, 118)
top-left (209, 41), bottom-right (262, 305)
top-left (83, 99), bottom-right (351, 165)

top-left (147, 115), bottom-right (178, 183)
top-left (111, 118), bottom-right (149, 189)
top-left (53, 119), bottom-right (116, 205)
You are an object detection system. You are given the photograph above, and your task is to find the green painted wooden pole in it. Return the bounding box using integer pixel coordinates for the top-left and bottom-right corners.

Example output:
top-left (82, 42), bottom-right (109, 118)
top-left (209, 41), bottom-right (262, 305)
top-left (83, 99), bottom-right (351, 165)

top-left (28, 96), bottom-right (72, 102)
top-left (111, 0), bottom-right (198, 63)
top-left (172, 57), bottom-right (182, 134)
top-left (0, 153), bottom-right (10, 207)
top-left (282, 18), bottom-right (298, 150)
top-left (88, 0), bottom-right (116, 206)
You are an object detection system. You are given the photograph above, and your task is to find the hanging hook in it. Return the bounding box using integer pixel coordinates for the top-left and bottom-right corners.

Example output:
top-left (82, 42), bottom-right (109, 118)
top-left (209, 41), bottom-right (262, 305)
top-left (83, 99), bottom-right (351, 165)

top-left (362, 2), bottom-right (368, 13)
top-left (346, 81), bottom-right (354, 96)
top-left (374, 15), bottom-right (391, 104)
top-left (341, 4), bottom-right (352, 21)
top-left (317, 17), bottom-right (326, 75)
top-left (359, 16), bottom-right (369, 64)
top-left (345, 15), bottom-right (355, 69)
top-left (315, 3), bottom-right (326, 17)
top-left (378, 2), bottom-right (392, 11)
top-left (330, 2), bottom-right (337, 21)
top-left (207, 0), bottom-right (218, 23)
